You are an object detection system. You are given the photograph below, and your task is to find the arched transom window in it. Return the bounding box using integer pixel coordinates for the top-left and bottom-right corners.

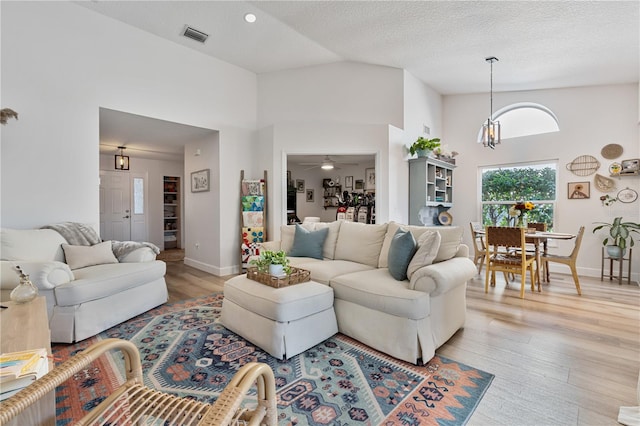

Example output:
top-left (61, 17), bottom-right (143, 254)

top-left (477, 102), bottom-right (560, 142)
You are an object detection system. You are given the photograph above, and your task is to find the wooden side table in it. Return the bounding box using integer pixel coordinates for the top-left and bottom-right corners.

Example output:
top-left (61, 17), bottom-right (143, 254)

top-left (601, 247), bottom-right (633, 285)
top-left (0, 296), bottom-right (55, 426)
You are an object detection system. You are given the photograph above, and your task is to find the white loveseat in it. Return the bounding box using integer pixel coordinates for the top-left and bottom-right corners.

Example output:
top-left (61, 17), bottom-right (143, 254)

top-left (0, 228), bottom-right (168, 343)
top-left (260, 220), bottom-right (477, 364)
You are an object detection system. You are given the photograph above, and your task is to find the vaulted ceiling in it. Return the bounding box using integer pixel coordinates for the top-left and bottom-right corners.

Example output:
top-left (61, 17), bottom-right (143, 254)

top-left (88, 1), bottom-right (638, 160)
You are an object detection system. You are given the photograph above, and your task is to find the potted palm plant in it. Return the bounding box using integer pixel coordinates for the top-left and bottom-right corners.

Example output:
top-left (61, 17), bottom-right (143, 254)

top-left (409, 137), bottom-right (441, 158)
top-left (250, 250), bottom-right (291, 277)
top-left (592, 217), bottom-right (640, 259)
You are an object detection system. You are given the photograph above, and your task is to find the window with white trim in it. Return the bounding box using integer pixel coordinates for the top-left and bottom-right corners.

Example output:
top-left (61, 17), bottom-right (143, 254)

top-left (480, 161), bottom-right (557, 229)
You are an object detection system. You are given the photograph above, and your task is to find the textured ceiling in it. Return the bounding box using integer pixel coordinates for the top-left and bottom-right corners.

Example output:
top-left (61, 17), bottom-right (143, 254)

top-left (84, 1), bottom-right (638, 159)
top-left (79, 0), bottom-right (638, 94)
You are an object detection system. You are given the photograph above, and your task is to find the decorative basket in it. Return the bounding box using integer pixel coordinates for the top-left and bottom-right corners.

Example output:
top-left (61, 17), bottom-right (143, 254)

top-left (246, 266), bottom-right (311, 288)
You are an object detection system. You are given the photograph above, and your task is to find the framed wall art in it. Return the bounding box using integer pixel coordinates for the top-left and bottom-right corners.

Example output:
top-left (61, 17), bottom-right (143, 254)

top-left (345, 176), bottom-right (353, 189)
top-left (306, 189), bottom-right (314, 202)
top-left (296, 179), bottom-right (305, 193)
top-left (568, 181), bottom-right (590, 199)
top-left (365, 168), bottom-right (375, 190)
top-left (191, 169), bottom-right (210, 193)
top-left (355, 179), bottom-right (364, 190)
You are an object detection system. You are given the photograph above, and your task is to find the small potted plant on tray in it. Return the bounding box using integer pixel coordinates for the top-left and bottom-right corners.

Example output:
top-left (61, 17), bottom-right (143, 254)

top-left (251, 250), bottom-right (291, 277)
top-left (592, 216), bottom-right (640, 259)
top-left (409, 137), bottom-right (441, 158)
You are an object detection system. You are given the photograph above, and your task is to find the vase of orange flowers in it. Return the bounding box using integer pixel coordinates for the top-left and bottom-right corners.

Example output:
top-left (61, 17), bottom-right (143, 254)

top-left (509, 200), bottom-right (535, 227)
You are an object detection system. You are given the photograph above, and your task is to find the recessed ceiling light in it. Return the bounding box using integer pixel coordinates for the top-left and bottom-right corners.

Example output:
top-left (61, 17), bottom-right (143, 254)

top-left (244, 13), bottom-right (257, 23)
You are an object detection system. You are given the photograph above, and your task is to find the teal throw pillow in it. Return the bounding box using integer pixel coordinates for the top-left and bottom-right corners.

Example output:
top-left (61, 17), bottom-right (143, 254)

top-left (388, 228), bottom-right (418, 281)
top-left (288, 224), bottom-right (329, 260)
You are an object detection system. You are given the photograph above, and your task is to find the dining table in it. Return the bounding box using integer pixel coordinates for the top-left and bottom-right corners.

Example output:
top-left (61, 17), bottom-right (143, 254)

top-left (474, 228), bottom-right (577, 285)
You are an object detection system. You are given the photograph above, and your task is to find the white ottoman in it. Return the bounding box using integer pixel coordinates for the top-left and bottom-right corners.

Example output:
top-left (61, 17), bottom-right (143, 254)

top-left (221, 275), bottom-right (338, 359)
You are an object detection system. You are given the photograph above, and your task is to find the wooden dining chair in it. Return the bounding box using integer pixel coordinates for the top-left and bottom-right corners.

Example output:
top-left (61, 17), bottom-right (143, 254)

top-left (540, 226), bottom-right (585, 295)
top-left (470, 222), bottom-right (486, 274)
top-left (485, 226), bottom-right (538, 299)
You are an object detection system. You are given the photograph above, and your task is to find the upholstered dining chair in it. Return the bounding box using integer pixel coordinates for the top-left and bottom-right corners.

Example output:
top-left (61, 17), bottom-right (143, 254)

top-left (469, 222), bottom-right (486, 274)
top-left (540, 226), bottom-right (585, 295)
top-left (485, 226), bottom-right (538, 299)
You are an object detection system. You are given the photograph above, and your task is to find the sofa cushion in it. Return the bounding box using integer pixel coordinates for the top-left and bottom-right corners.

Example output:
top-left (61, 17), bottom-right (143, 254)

top-left (428, 226), bottom-right (464, 263)
top-left (379, 222), bottom-right (462, 267)
top-left (330, 269), bottom-right (429, 320)
top-left (406, 230), bottom-right (441, 280)
top-left (388, 228), bottom-right (417, 281)
top-left (310, 221), bottom-right (342, 259)
top-left (62, 241), bottom-right (119, 270)
top-left (291, 259), bottom-right (374, 285)
top-left (54, 261), bottom-right (166, 306)
top-left (334, 222), bottom-right (388, 267)
top-left (288, 224), bottom-right (328, 260)
top-left (1, 228), bottom-right (67, 262)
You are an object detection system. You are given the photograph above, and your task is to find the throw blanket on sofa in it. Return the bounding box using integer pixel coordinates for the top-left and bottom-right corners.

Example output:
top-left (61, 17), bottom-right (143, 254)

top-left (42, 222), bottom-right (160, 260)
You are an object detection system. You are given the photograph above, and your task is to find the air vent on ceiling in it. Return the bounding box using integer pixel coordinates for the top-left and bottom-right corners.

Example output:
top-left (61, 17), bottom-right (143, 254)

top-left (182, 26), bottom-right (208, 43)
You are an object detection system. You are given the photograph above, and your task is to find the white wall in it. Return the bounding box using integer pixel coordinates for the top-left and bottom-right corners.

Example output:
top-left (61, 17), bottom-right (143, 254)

top-left (403, 70), bottom-right (444, 144)
top-left (1, 2), bottom-right (256, 275)
top-left (444, 83), bottom-right (640, 281)
top-left (258, 62), bottom-right (404, 129)
top-left (257, 62), bottom-right (417, 236)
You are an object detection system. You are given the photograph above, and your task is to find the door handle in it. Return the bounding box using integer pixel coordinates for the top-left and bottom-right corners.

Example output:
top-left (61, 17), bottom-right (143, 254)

top-left (123, 215), bottom-right (130, 219)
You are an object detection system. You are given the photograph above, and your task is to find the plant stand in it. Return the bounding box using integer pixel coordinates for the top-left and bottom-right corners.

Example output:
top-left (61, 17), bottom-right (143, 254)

top-left (601, 247), bottom-right (633, 285)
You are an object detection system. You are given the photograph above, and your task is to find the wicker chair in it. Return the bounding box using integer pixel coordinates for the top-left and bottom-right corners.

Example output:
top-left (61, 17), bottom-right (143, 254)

top-left (0, 339), bottom-right (277, 426)
top-left (540, 226), bottom-right (585, 295)
top-left (485, 226), bottom-right (538, 299)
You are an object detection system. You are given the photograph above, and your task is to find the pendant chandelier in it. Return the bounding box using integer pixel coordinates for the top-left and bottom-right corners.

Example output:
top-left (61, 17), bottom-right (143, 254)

top-left (114, 146), bottom-right (130, 170)
top-left (481, 56), bottom-right (500, 149)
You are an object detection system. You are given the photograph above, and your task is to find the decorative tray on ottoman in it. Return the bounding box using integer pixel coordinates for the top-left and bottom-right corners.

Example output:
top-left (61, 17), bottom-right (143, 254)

top-left (246, 266), bottom-right (311, 288)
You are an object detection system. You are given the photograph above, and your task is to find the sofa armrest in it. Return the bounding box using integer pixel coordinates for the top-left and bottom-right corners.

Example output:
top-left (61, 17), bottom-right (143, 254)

top-left (1, 260), bottom-right (74, 291)
top-left (259, 241), bottom-right (282, 252)
top-left (409, 257), bottom-right (476, 296)
top-left (454, 244), bottom-right (470, 258)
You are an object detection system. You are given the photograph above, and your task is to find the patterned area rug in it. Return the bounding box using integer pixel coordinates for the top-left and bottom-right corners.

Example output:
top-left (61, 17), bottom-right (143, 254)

top-left (53, 294), bottom-right (493, 425)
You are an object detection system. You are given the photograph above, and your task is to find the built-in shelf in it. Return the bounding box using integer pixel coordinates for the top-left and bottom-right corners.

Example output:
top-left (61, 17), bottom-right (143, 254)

top-left (163, 176), bottom-right (181, 249)
top-left (409, 157), bottom-right (456, 225)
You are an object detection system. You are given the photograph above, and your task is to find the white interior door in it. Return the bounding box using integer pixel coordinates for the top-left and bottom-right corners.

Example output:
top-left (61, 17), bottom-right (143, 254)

top-left (100, 170), bottom-right (131, 241)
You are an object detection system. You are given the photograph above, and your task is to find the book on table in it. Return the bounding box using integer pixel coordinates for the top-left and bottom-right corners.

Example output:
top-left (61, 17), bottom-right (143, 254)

top-left (0, 348), bottom-right (49, 400)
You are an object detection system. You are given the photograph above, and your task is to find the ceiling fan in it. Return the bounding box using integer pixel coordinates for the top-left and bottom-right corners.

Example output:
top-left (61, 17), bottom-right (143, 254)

top-left (300, 155), bottom-right (359, 171)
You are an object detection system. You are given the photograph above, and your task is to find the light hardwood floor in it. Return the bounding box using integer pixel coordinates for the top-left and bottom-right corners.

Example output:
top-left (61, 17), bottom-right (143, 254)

top-left (163, 260), bottom-right (639, 425)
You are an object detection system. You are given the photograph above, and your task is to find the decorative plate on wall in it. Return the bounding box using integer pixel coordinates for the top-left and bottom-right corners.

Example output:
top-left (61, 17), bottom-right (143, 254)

top-left (617, 188), bottom-right (638, 203)
top-left (566, 155), bottom-right (600, 176)
top-left (601, 144), bottom-right (623, 159)
top-left (438, 211), bottom-right (453, 226)
top-left (609, 162), bottom-right (622, 175)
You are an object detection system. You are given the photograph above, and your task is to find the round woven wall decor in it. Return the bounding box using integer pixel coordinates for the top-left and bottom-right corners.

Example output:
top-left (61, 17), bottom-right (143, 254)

top-left (601, 144), bottom-right (623, 159)
top-left (566, 155), bottom-right (600, 176)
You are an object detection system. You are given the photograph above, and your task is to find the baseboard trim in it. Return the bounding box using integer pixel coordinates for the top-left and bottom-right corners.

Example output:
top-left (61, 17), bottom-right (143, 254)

top-left (183, 257), bottom-right (240, 277)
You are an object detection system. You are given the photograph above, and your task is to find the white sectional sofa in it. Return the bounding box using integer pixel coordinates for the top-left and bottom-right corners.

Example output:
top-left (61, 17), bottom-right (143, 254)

top-left (260, 220), bottom-right (477, 364)
top-left (0, 228), bottom-right (168, 343)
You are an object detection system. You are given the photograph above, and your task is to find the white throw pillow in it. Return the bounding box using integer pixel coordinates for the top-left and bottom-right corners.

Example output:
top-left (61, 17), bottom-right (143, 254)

top-left (62, 241), bottom-right (118, 270)
top-left (311, 220), bottom-right (342, 259)
top-left (406, 231), bottom-right (441, 280)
